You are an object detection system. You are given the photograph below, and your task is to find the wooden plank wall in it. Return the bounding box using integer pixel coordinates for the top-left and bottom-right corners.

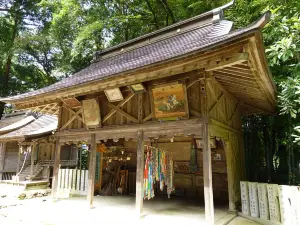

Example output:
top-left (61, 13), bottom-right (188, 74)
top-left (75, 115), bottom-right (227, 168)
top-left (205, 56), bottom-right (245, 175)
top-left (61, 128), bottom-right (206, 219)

top-left (60, 71), bottom-right (204, 129)
top-left (207, 77), bottom-right (245, 211)
top-left (3, 142), bottom-right (22, 172)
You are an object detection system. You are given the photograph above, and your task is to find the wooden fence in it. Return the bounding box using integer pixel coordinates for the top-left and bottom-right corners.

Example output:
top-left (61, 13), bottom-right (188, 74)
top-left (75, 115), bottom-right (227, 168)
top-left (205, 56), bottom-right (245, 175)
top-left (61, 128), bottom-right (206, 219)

top-left (58, 168), bottom-right (88, 196)
top-left (241, 181), bottom-right (300, 225)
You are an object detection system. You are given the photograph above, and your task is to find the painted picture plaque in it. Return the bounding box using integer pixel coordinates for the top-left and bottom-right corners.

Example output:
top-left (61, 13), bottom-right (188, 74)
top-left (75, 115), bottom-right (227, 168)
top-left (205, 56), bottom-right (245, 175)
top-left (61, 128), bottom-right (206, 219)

top-left (82, 98), bottom-right (101, 127)
top-left (151, 82), bottom-right (188, 119)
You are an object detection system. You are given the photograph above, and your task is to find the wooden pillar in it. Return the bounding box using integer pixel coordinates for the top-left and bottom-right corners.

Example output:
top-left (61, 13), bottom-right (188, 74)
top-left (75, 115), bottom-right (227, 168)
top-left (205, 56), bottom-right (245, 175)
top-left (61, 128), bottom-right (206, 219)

top-left (138, 93), bottom-right (143, 124)
top-left (52, 140), bottom-right (61, 201)
top-left (16, 144), bottom-right (21, 175)
top-left (30, 144), bottom-right (35, 179)
top-left (87, 133), bottom-right (96, 207)
top-left (203, 123), bottom-right (214, 224)
top-left (0, 143), bottom-right (6, 181)
top-left (135, 130), bottom-right (144, 218)
top-left (99, 152), bottom-right (103, 191)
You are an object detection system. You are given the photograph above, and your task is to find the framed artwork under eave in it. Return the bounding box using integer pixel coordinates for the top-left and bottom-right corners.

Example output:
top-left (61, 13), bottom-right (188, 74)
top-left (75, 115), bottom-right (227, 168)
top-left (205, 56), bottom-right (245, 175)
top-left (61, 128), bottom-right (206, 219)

top-left (149, 81), bottom-right (189, 121)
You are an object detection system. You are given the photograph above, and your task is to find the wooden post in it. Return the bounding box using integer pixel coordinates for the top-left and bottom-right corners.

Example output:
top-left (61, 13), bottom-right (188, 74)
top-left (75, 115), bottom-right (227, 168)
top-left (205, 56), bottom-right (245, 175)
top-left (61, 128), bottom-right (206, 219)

top-left (52, 140), bottom-right (61, 201)
top-left (30, 144), bottom-right (35, 180)
top-left (16, 144), bottom-right (21, 175)
top-left (87, 133), bottom-right (96, 208)
top-left (138, 93), bottom-right (143, 124)
top-left (0, 143), bottom-right (6, 181)
top-left (203, 123), bottom-right (214, 224)
top-left (99, 152), bottom-right (103, 191)
top-left (135, 130), bottom-right (144, 218)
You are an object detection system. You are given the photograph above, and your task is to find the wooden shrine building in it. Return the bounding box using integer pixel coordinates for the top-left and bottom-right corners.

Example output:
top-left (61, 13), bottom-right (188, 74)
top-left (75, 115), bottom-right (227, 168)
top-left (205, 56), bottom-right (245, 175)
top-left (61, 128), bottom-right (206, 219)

top-left (0, 1), bottom-right (276, 224)
top-left (0, 111), bottom-right (77, 184)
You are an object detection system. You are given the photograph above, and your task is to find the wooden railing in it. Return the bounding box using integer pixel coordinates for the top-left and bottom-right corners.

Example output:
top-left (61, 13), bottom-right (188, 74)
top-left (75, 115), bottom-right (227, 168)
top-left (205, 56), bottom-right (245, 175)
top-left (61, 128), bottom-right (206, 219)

top-left (39, 160), bottom-right (77, 167)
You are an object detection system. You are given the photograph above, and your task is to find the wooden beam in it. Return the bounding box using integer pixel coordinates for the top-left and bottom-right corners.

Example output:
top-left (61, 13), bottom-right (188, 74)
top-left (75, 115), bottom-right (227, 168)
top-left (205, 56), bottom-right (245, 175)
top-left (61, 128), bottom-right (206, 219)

top-left (87, 133), bottom-right (96, 208)
top-left (136, 130), bottom-right (144, 218)
top-left (187, 78), bottom-right (205, 89)
top-left (102, 93), bottom-right (135, 123)
top-left (60, 108), bottom-right (83, 131)
top-left (57, 118), bottom-right (208, 137)
top-left (207, 82), bottom-right (227, 122)
top-left (202, 123), bottom-right (214, 224)
top-left (190, 108), bottom-right (202, 117)
top-left (39, 104), bottom-right (51, 114)
top-left (51, 140), bottom-right (61, 201)
top-left (228, 103), bottom-right (239, 124)
top-left (64, 105), bottom-right (83, 122)
top-left (46, 103), bottom-right (58, 114)
top-left (205, 53), bottom-right (248, 71)
top-left (142, 114), bottom-right (152, 122)
top-left (105, 101), bottom-right (138, 123)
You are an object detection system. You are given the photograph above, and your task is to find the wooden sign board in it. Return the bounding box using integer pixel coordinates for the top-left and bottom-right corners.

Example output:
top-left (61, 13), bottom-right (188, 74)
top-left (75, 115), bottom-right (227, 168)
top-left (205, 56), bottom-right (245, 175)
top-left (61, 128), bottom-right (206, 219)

top-left (267, 184), bottom-right (281, 223)
top-left (82, 99), bottom-right (101, 127)
top-left (248, 182), bottom-right (259, 218)
top-left (240, 181), bottom-right (250, 216)
top-left (278, 185), bottom-right (298, 225)
top-left (257, 183), bottom-right (269, 220)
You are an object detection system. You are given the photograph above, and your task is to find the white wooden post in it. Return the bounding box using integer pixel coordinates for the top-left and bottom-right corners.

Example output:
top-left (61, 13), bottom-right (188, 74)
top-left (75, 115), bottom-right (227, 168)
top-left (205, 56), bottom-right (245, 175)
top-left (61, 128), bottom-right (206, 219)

top-left (203, 124), bottom-right (214, 224)
top-left (135, 130), bottom-right (144, 218)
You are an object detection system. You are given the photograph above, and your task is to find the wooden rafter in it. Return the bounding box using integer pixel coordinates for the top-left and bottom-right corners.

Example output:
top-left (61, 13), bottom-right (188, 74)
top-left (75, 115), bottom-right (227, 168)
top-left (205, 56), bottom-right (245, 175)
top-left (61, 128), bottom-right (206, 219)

top-left (205, 53), bottom-right (249, 72)
top-left (102, 93), bottom-right (135, 123)
top-left (46, 103), bottom-right (58, 114)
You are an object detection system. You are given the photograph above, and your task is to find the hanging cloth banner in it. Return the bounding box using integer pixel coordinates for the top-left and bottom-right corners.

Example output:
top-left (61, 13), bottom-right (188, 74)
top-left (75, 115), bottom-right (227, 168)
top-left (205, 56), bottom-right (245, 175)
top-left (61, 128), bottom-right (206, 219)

top-left (143, 145), bottom-right (175, 200)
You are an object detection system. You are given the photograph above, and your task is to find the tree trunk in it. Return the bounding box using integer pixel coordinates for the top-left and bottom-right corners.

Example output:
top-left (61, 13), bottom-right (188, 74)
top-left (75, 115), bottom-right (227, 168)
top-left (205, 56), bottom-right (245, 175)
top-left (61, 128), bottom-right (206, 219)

top-left (0, 10), bottom-right (19, 118)
top-left (160, 0), bottom-right (176, 24)
top-left (145, 0), bottom-right (160, 29)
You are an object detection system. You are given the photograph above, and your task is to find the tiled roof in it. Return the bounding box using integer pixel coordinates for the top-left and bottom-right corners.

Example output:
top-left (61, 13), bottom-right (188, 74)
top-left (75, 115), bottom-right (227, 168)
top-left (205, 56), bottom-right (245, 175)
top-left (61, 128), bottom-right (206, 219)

top-left (0, 114), bottom-right (57, 141)
top-left (0, 2), bottom-right (270, 103)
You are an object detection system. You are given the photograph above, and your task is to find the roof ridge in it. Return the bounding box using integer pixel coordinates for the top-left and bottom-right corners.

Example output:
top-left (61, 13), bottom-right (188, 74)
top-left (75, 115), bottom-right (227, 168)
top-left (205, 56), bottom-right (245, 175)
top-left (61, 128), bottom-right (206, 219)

top-left (94, 1), bottom-right (235, 60)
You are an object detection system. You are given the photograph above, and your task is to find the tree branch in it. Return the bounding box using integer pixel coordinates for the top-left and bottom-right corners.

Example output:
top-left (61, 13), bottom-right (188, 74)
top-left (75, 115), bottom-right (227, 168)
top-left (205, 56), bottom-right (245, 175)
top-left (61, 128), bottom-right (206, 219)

top-left (0, 8), bottom-right (9, 12)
